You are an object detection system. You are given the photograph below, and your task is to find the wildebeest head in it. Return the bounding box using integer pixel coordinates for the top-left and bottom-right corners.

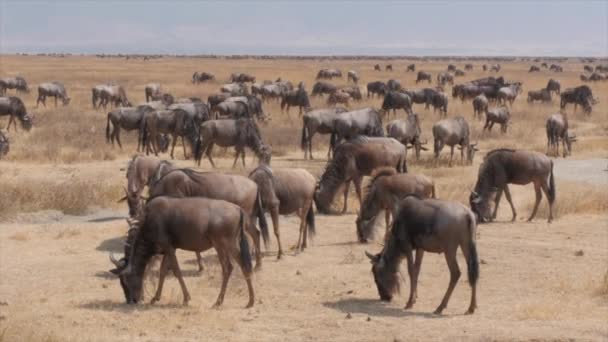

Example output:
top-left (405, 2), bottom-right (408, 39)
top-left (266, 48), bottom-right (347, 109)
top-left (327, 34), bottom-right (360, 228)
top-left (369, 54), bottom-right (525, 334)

top-left (118, 187), bottom-right (144, 218)
top-left (365, 251), bottom-right (399, 302)
top-left (356, 214), bottom-right (380, 243)
top-left (0, 131), bottom-right (9, 157)
top-left (61, 97), bottom-right (71, 106)
top-left (469, 190), bottom-right (492, 223)
top-left (21, 114), bottom-right (33, 131)
top-left (564, 134), bottom-right (577, 157)
top-left (109, 220), bottom-right (141, 303)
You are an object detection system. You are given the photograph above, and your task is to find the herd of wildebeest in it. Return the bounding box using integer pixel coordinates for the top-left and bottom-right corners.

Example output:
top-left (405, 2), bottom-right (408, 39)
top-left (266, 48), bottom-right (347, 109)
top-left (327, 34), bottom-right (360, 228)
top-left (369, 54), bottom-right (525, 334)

top-left (0, 59), bottom-right (605, 315)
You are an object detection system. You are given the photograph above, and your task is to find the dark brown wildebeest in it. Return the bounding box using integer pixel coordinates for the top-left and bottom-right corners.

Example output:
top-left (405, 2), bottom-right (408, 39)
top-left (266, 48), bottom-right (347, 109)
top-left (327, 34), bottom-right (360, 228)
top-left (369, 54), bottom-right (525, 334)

top-left (454, 69), bottom-right (465, 77)
top-left (546, 113), bottom-right (576, 158)
top-left (108, 196), bottom-right (256, 307)
top-left (382, 91), bottom-right (413, 116)
top-left (437, 72), bottom-right (454, 86)
top-left (208, 93), bottom-right (230, 113)
top-left (385, 113), bottom-right (426, 160)
top-left (0, 96), bottom-right (32, 131)
top-left (430, 91), bottom-right (448, 117)
top-left (230, 73), bottom-right (256, 83)
top-left (36, 82), bottom-right (70, 107)
top-left (447, 64), bottom-right (456, 72)
top-left (144, 83), bottom-right (161, 102)
top-left (546, 79), bottom-right (561, 96)
top-left (316, 69), bottom-right (342, 79)
top-left (327, 90), bottom-right (351, 107)
top-left (311, 81), bottom-right (337, 96)
top-left (300, 107), bottom-right (348, 160)
top-left (483, 107), bottom-right (510, 134)
top-left (386, 79), bottom-right (402, 92)
top-left (331, 107), bottom-right (385, 149)
top-left (280, 87), bottom-right (311, 116)
top-left (196, 118), bottom-right (272, 168)
top-left (106, 105), bottom-right (155, 150)
top-left (472, 94), bottom-right (488, 119)
top-left (192, 71), bottom-right (215, 84)
top-left (214, 99), bottom-right (250, 120)
top-left (339, 86), bottom-right (362, 100)
top-left (469, 149), bottom-right (555, 223)
top-left (560, 85), bottom-right (596, 114)
top-left (529, 65), bottom-right (540, 72)
top-left (374, 64), bottom-right (381, 71)
top-left (0, 76), bottom-right (29, 95)
top-left (416, 71), bottom-right (432, 84)
top-left (367, 81), bottom-right (387, 98)
top-left (465, 63), bottom-right (473, 71)
top-left (583, 65), bottom-right (594, 73)
top-left (141, 108), bottom-right (201, 158)
top-left (0, 130), bottom-right (8, 158)
top-left (527, 88), bottom-right (552, 103)
top-left (549, 64), bottom-right (563, 72)
top-left (249, 164), bottom-right (316, 258)
top-left (541, 62), bottom-right (548, 68)
top-left (497, 83), bottom-right (522, 106)
top-left (347, 70), bottom-right (359, 83)
top-left (385, 64), bottom-right (393, 71)
top-left (365, 194), bottom-right (479, 315)
top-left (482, 64), bottom-right (487, 71)
top-left (432, 116), bottom-right (477, 166)
top-left (356, 167), bottom-right (435, 242)
top-left (314, 136), bottom-right (407, 214)
top-left (406, 64), bottom-right (415, 72)
top-left (223, 96), bottom-right (266, 121)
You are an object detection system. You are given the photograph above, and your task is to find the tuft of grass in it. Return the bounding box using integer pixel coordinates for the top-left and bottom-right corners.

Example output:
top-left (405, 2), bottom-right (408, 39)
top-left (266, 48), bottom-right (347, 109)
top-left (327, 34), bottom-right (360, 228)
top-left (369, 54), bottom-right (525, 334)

top-left (9, 232), bottom-right (29, 241)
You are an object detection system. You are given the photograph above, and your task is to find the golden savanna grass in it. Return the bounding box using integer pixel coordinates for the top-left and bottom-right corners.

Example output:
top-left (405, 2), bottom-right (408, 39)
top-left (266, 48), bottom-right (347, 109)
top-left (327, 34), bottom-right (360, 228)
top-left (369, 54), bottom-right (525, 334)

top-left (0, 55), bottom-right (607, 341)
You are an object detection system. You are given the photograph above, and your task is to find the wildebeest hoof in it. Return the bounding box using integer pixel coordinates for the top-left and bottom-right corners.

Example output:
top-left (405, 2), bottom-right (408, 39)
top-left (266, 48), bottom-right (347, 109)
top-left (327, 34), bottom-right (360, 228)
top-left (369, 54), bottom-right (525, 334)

top-left (211, 303), bottom-right (222, 310)
top-left (404, 302), bottom-right (414, 310)
top-left (465, 307), bottom-right (476, 315)
top-left (254, 264), bottom-right (262, 272)
top-left (433, 307), bottom-right (444, 315)
top-left (245, 301), bottom-right (254, 308)
top-left (150, 297), bottom-right (160, 304)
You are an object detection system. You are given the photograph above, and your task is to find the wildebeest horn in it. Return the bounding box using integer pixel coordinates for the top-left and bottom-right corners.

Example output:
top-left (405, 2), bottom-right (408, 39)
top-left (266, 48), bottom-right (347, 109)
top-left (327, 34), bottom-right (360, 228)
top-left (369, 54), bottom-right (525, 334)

top-left (109, 252), bottom-right (124, 267)
top-left (420, 139), bottom-right (428, 145)
top-left (365, 251), bottom-right (375, 260)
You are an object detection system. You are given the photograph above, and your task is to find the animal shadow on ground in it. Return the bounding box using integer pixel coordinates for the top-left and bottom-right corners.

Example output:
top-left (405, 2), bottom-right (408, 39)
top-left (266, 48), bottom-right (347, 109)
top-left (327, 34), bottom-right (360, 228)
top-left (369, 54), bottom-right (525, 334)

top-left (87, 216), bottom-right (126, 223)
top-left (323, 298), bottom-right (444, 319)
top-left (79, 300), bottom-right (188, 312)
top-left (96, 236), bottom-right (124, 253)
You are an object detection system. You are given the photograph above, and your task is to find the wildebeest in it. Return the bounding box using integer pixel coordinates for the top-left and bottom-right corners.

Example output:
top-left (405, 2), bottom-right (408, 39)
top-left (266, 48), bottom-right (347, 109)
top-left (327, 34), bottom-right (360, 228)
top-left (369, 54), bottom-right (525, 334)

top-left (541, 62), bottom-right (548, 68)
top-left (144, 83), bottom-right (161, 102)
top-left (454, 69), bottom-right (465, 77)
top-left (347, 70), bottom-right (359, 83)
top-left (300, 107), bottom-right (348, 160)
top-left (549, 64), bottom-right (563, 72)
top-left (196, 118), bottom-right (271, 168)
top-left (168, 101), bottom-right (211, 126)
top-left (316, 68), bottom-right (342, 80)
top-left (416, 71), bottom-right (432, 84)
top-left (208, 93), bottom-right (230, 113)
top-left (230, 73), bottom-right (256, 83)
top-left (385, 113), bottom-right (425, 159)
top-left (93, 84), bottom-right (131, 109)
top-left (406, 64), bottom-right (415, 72)
top-left (0, 76), bottom-right (29, 95)
top-left (221, 83), bottom-right (249, 96)
top-left (546, 79), bottom-right (560, 96)
top-left (482, 64), bottom-right (487, 71)
top-left (374, 64), bottom-right (381, 71)
top-left (36, 82), bottom-right (70, 107)
top-left (483, 107), bottom-right (510, 133)
top-left (106, 105), bottom-right (156, 150)
top-left (215, 99), bottom-right (253, 120)
top-left (546, 113), bottom-right (576, 158)
top-left (365, 195), bottom-right (479, 315)
top-left (527, 89), bottom-right (552, 103)
top-left (386, 79), bottom-right (402, 92)
top-left (385, 64), bottom-right (393, 71)
top-left (583, 65), bottom-right (594, 73)
top-left (331, 107), bottom-right (385, 149)
top-left (260, 80), bottom-right (293, 102)
top-left (141, 108), bottom-right (201, 159)
top-left (249, 165), bottom-right (316, 258)
top-left (339, 86), bottom-right (362, 101)
top-left (0, 96), bottom-right (32, 131)
top-left (469, 149), bottom-right (555, 223)
top-left (225, 96), bottom-right (266, 120)
top-left (430, 91), bottom-right (448, 117)
top-left (529, 66), bottom-right (540, 72)
top-left (560, 85), bottom-right (596, 114)
top-left (465, 64), bottom-right (473, 71)
top-left (472, 94), bottom-right (488, 119)
top-left (311, 81), bottom-right (337, 97)
top-left (432, 116), bottom-right (477, 166)
top-left (437, 72), bottom-right (454, 86)
top-left (381, 91), bottom-right (413, 116)
top-left (497, 83), bottom-right (522, 106)
top-left (327, 90), bottom-right (351, 107)
top-left (490, 64), bottom-right (501, 72)
top-left (192, 71), bottom-right (215, 84)
top-left (356, 168), bottom-right (435, 242)
top-left (0, 130), bottom-right (8, 158)
top-left (314, 136), bottom-right (407, 214)
top-left (280, 87), bottom-right (311, 116)
top-left (108, 196), bottom-right (256, 307)
top-left (367, 81), bottom-right (387, 98)
top-left (596, 64), bottom-right (608, 73)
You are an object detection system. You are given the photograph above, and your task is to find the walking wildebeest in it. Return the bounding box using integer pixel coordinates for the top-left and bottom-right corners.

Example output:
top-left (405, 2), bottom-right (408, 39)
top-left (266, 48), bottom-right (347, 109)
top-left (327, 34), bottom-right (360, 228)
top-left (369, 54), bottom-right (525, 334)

top-left (196, 118), bottom-right (271, 168)
top-left (95, 84), bottom-right (131, 109)
top-left (385, 113), bottom-right (426, 160)
top-left (527, 89), bottom-right (552, 103)
top-left (230, 73), bottom-right (256, 83)
top-left (144, 83), bottom-right (161, 102)
top-left (300, 107), bottom-right (348, 160)
top-left (387, 79), bottom-right (401, 91)
top-left (529, 66), bottom-right (540, 72)
top-left (340, 86), bottom-right (362, 101)
top-left (356, 168), bottom-right (435, 242)
top-left (560, 85), bottom-right (596, 114)
top-left (327, 90), bottom-right (351, 107)
top-left (546, 113), bottom-right (576, 158)
top-left (36, 82), bottom-right (70, 107)
top-left (430, 91), bottom-right (448, 117)
top-left (347, 70), bottom-right (359, 83)
top-left (0, 130), bottom-right (8, 158)
top-left (465, 64), bottom-right (473, 71)
top-left (472, 94), bottom-right (488, 119)
top-left (406, 64), bottom-right (415, 72)
top-left (382, 91), bottom-right (413, 116)
top-left (314, 136), bottom-right (407, 214)
top-left (470, 149), bottom-right (555, 223)
top-left (311, 81), bottom-right (337, 97)
top-left (0, 76), bottom-right (29, 95)
top-left (365, 194), bottom-right (479, 314)
top-left (497, 83), bottom-right (522, 106)
top-left (374, 64), bottom-right (381, 71)
top-left (454, 69), bottom-right (465, 77)
top-left (367, 81), bottom-right (387, 98)
top-left (0, 96), bottom-right (32, 131)
top-left (331, 107), bottom-right (385, 149)
top-left (141, 108), bottom-right (201, 159)
top-left (386, 64), bottom-right (393, 71)
top-left (432, 116), bottom-right (477, 166)
top-left (437, 72), bottom-right (454, 86)
top-left (416, 71), bottom-right (432, 84)
top-left (192, 72), bottom-right (215, 84)
top-left (546, 79), bottom-right (561, 96)
top-left (108, 196), bottom-right (256, 307)
top-left (483, 107), bottom-right (510, 133)
top-left (249, 165), bottom-right (316, 258)
top-left (316, 69), bottom-right (342, 80)
top-left (549, 64), bottom-right (563, 72)
top-left (280, 87), bottom-right (311, 116)
top-left (106, 105), bottom-right (156, 150)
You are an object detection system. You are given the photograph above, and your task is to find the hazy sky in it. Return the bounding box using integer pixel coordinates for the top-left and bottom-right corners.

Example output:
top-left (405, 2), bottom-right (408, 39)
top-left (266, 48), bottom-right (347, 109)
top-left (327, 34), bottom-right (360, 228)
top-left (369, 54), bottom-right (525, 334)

top-left (1, 1), bottom-right (607, 56)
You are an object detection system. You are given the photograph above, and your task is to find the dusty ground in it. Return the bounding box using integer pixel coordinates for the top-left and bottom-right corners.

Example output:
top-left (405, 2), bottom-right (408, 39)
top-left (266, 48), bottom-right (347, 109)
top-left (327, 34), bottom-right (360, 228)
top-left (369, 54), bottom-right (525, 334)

top-left (1, 56), bottom-right (607, 341)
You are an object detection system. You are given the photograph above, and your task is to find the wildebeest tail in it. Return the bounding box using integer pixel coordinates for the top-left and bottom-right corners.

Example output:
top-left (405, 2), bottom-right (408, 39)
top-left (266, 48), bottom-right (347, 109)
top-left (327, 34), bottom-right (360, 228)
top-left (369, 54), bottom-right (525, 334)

top-left (255, 190), bottom-right (270, 247)
top-left (466, 214), bottom-right (479, 287)
top-left (300, 119), bottom-right (308, 151)
top-left (329, 132), bottom-right (337, 150)
top-left (238, 210), bottom-right (253, 274)
top-left (548, 160), bottom-right (556, 204)
top-left (105, 113), bottom-right (111, 143)
top-left (306, 204), bottom-right (315, 236)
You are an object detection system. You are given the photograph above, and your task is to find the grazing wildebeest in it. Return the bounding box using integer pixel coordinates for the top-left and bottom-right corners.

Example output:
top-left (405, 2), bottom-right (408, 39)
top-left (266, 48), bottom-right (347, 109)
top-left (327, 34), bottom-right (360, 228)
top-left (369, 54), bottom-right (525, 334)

top-left (560, 85), bottom-right (596, 114)
top-left (224, 96), bottom-right (266, 121)
top-left (374, 64), bottom-right (381, 71)
top-left (447, 64), bottom-right (456, 72)
top-left (430, 91), bottom-right (448, 117)
top-left (340, 86), bottom-right (362, 100)
top-left (230, 73), bottom-right (256, 83)
top-left (365, 194), bottom-right (479, 314)
top-left (382, 91), bottom-right (413, 116)
top-left (196, 118), bottom-right (271, 168)
top-left (260, 81), bottom-right (293, 102)
top-left (454, 69), bottom-right (465, 77)
top-left (385, 64), bottom-right (393, 71)
top-left (549, 64), bottom-right (563, 72)
top-left (490, 64), bottom-right (501, 72)
top-left (546, 113), bottom-right (576, 158)
top-left (416, 71), bottom-right (432, 84)
top-left (356, 168), bottom-right (435, 242)
top-left (437, 72), bottom-right (454, 86)
top-left (280, 87), bottom-right (311, 116)
top-left (106, 105), bottom-right (155, 150)
top-left (406, 64), bottom-right (415, 72)
top-left (385, 113), bottom-right (425, 159)
top-left (386, 79), bottom-right (402, 92)
top-left (541, 62), bottom-right (548, 68)
top-left (331, 107), bottom-right (385, 149)
top-left (483, 107), bottom-right (510, 133)
top-left (367, 81), bottom-right (387, 98)
top-left (0, 96), bottom-right (32, 131)
top-left (221, 83), bottom-right (249, 96)
top-left (347, 70), bottom-right (359, 83)
top-left (327, 90), bottom-right (351, 107)
top-left (0, 130), bottom-right (8, 158)
top-left (192, 71), bottom-right (215, 84)
top-left (527, 89), bottom-right (552, 103)
top-left (208, 93), bottom-right (230, 113)
top-left (314, 136), bottom-right (407, 214)
top-left (108, 196), bottom-right (256, 307)
top-left (0, 76), bottom-right (29, 95)
top-left (311, 81), bottom-right (337, 96)
top-left (584, 65), bottom-right (594, 73)
top-left (249, 165), bottom-right (316, 258)
top-left (215, 99), bottom-right (251, 120)
top-left (472, 94), bottom-right (488, 119)
top-left (432, 116), bottom-right (477, 166)
top-left (36, 82), bottom-right (70, 107)
top-left (141, 108), bottom-right (201, 158)
top-left (168, 101), bottom-right (211, 126)
top-left (470, 149), bottom-right (555, 223)
top-left (529, 66), bottom-right (540, 72)
top-left (402, 88), bottom-right (434, 109)
top-left (300, 107), bottom-right (348, 160)
top-left (546, 79), bottom-right (561, 96)
top-left (316, 69), bottom-right (342, 79)
top-left (97, 84), bottom-right (131, 109)
top-left (596, 64), bottom-right (608, 73)
top-left (497, 83), bottom-right (522, 106)
top-left (585, 72), bottom-right (608, 82)
top-left (465, 64), bottom-right (473, 71)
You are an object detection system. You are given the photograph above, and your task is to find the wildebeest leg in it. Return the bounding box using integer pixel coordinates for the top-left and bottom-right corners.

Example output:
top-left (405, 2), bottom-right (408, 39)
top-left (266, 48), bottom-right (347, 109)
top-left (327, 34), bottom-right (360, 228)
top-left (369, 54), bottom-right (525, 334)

top-left (206, 143), bottom-right (216, 168)
top-left (169, 134), bottom-right (178, 159)
top-left (405, 249), bottom-right (424, 309)
top-left (489, 122), bottom-right (495, 132)
top-left (150, 254), bottom-right (170, 304)
top-left (7, 115), bottom-right (15, 131)
top-left (449, 145), bottom-right (455, 166)
top-left (232, 148), bottom-right (241, 168)
top-left (354, 176), bottom-right (363, 208)
top-left (241, 149), bottom-right (246, 168)
top-left (196, 252), bottom-right (204, 272)
top-left (300, 204), bottom-right (311, 250)
top-left (270, 206), bottom-right (282, 259)
top-left (385, 210), bottom-right (391, 233)
top-left (341, 181), bottom-right (351, 214)
top-left (539, 181), bottom-right (554, 223)
top-left (115, 127), bottom-right (123, 149)
top-left (527, 182), bottom-right (542, 222)
top-left (503, 185), bottom-right (517, 221)
top-left (434, 247), bottom-right (461, 315)
top-left (483, 118), bottom-right (490, 132)
top-left (212, 245), bottom-right (233, 308)
top-left (491, 188), bottom-right (503, 220)
top-left (166, 247), bottom-right (191, 305)
top-left (54, 96), bottom-right (58, 107)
